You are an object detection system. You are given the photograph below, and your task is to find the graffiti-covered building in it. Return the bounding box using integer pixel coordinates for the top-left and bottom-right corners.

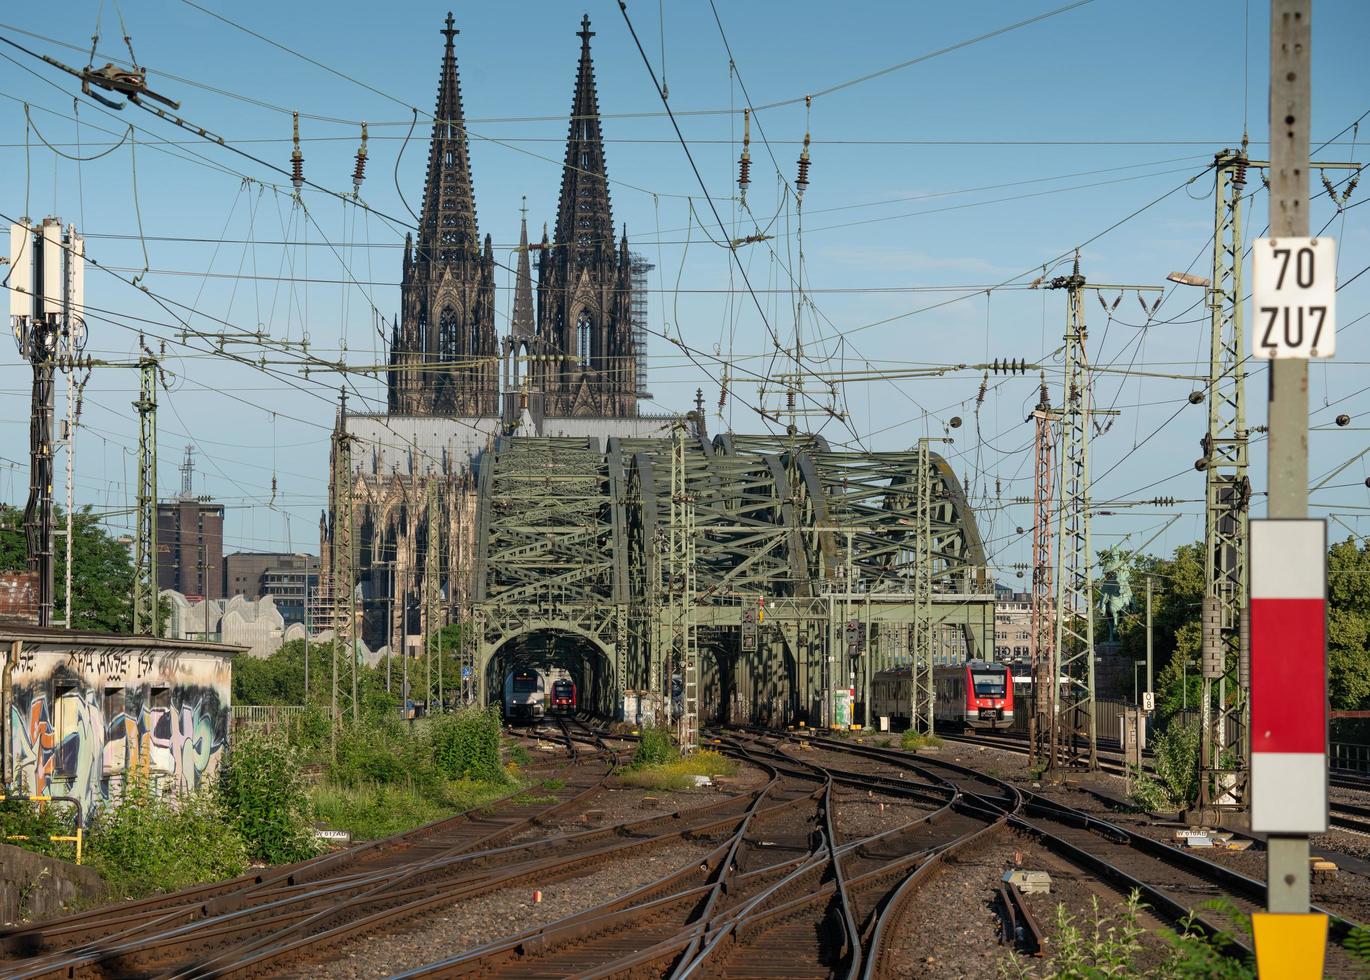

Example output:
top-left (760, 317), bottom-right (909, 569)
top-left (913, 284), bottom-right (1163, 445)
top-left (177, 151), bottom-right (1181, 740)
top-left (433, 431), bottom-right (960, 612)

top-left (1, 626), bottom-right (237, 819)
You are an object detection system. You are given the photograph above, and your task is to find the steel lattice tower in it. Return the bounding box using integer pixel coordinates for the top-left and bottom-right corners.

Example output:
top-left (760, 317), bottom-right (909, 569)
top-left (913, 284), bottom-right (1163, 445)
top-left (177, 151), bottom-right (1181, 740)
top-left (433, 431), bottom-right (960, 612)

top-left (1199, 148), bottom-right (1252, 807)
top-left (132, 349), bottom-right (160, 636)
top-left (1029, 378), bottom-right (1056, 767)
top-left (669, 424), bottom-right (699, 750)
top-left (330, 395), bottom-right (359, 724)
top-left (1050, 258), bottom-right (1097, 770)
top-left (424, 478), bottom-right (443, 712)
top-left (911, 438), bottom-right (935, 734)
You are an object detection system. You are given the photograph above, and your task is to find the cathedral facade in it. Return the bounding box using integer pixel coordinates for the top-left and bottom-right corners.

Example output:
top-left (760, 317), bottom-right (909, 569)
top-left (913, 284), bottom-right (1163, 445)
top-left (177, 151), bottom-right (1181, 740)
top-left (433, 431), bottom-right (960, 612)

top-left (328, 13), bottom-right (668, 657)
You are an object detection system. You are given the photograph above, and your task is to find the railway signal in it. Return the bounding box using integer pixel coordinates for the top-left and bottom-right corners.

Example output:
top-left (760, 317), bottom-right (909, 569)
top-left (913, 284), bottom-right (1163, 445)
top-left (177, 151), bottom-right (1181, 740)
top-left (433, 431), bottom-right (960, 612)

top-left (1251, 3), bottom-right (1330, 971)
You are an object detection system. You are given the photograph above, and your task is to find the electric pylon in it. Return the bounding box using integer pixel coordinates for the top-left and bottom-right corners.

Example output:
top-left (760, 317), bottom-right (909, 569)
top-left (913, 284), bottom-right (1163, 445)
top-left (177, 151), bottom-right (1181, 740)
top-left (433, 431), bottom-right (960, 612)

top-left (1029, 377), bottom-right (1056, 767)
top-left (1049, 256), bottom-right (1098, 770)
top-left (1198, 147), bottom-right (1252, 808)
top-left (329, 391), bottom-right (358, 723)
top-left (669, 423), bottom-right (699, 751)
top-left (1046, 259), bottom-right (1160, 770)
top-left (424, 478), bottom-right (442, 712)
top-left (132, 344), bottom-right (161, 635)
top-left (911, 438), bottom-right (936, 734)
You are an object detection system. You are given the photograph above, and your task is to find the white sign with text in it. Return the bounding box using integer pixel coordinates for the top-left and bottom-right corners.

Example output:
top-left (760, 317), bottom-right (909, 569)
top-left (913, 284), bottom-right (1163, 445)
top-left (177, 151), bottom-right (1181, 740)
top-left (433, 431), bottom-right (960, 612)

top-left (1252, 237), bottom-right (1336, 359)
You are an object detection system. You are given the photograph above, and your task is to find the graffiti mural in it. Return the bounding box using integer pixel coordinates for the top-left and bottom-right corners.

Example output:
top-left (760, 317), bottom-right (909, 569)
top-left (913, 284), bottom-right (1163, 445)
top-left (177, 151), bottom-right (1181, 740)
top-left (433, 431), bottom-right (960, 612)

top-left (4, 642), bottom-right (230, 820)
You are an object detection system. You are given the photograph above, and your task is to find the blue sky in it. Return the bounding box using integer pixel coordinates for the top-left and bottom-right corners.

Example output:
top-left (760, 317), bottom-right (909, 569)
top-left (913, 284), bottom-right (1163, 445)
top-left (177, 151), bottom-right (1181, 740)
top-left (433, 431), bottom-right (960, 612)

top-left (1, 0), bottom-right (1368, 579)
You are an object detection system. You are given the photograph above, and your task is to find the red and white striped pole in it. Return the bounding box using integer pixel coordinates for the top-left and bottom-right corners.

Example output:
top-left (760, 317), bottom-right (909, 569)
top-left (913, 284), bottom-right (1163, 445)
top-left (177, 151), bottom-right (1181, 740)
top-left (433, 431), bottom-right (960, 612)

top-left (1249, 519), bottom-right (1327, 836)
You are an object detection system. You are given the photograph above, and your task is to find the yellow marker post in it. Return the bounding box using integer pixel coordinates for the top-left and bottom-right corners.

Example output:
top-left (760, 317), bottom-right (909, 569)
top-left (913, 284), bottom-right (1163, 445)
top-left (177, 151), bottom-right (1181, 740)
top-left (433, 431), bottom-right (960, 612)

top-left (1251, 913), bottom-right (1327, 979)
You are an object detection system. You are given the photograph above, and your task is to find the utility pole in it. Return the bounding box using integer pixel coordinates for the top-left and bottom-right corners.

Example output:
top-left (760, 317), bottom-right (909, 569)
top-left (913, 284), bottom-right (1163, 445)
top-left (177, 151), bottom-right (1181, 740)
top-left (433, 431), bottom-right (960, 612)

top-left (1045, 260), bottom-right (1155, 770)
top-left (329, 390), bottom-right (358, 725)
top-left (669, 422), bottom-right (698, 751)
top-left (1262, 0), bottom-right (1313, 917)
top-left (1194, 147), bottom-right (1254, 813)
top-left (1048, 256), bottom-right (1098, 771)
top-left (10, 219), bottom-right (85, 629)
top-left (910, 437), bottom-right (945, 735)
top-left (1145, 575), bottom-right (1154, 704)
top-left (425, 478), bottom-right (441, 716)
top-left (132, 344), bottom-right (161, 636)
top-left (1029, 377), bottom-right (1056, 768)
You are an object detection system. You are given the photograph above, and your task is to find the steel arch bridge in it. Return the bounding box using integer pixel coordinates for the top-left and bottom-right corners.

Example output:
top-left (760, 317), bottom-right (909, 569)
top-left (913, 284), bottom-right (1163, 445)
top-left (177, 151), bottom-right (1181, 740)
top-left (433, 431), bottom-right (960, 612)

top-left (470, 431), bottom-right (995, 726)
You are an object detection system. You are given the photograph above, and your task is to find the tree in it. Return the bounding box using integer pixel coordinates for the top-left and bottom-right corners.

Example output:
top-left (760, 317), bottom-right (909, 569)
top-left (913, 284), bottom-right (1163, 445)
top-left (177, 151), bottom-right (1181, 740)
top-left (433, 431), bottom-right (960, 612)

top-left (1328, 536), bottom-right (1370, 711)
top-left (1107, 543), bottom-right (1205, 723)
top-left (0, 504), bottom-right (134, 632)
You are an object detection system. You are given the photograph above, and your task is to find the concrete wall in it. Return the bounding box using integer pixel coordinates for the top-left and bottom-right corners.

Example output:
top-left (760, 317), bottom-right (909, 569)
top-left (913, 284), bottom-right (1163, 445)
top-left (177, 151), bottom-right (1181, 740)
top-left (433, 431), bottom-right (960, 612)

top-left (0, 842), bottom-right (105, 924)
top-left (2, 628), bottom-right (237, 820)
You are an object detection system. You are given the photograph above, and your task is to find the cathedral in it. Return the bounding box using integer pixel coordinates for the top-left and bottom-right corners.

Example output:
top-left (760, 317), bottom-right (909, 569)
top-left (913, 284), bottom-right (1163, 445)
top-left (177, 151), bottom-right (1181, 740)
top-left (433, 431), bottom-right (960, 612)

top-left (387, 13), bottom-right (639, 421)
top-left (326, 13), bottom-right (671, 656)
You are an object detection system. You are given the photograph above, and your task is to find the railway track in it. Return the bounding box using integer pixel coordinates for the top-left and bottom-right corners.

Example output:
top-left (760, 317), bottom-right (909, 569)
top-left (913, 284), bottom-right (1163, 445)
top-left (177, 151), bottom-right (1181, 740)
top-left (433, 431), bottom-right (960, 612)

top-left (9, 717), bottom-right (1367, 978)
top-left (388, 728), bottom-right (1010, 978)
top-left (0, 719), bottom-right (625, 979)
top-left (794, 731), bottom-right (1369, 976)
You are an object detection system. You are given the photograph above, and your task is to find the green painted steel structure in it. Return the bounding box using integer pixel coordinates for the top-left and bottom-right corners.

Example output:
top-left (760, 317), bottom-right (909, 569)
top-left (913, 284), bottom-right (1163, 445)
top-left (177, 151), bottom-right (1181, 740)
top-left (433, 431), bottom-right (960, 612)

top-left (470, 431), bottom-right (995, 726)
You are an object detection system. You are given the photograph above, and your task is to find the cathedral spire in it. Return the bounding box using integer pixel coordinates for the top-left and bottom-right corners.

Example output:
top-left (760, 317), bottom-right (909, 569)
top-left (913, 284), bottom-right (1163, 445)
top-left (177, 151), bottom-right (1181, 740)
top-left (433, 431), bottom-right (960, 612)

top-left (418, 11), bottom-right (479, 266)
top-left (511, 198), bottom-right (535, 339)
top-left (553, 14), bottom-right (614, 258)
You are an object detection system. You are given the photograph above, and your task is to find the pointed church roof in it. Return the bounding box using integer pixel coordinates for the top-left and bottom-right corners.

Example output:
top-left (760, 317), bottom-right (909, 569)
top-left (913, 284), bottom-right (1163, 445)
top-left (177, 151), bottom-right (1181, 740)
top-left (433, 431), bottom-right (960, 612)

top-left (418, 12), bottom-right (480, 268)
top-left (553, 14), bottom-right (615, 260)
top-left (511, 201), bottom-right (535, 338)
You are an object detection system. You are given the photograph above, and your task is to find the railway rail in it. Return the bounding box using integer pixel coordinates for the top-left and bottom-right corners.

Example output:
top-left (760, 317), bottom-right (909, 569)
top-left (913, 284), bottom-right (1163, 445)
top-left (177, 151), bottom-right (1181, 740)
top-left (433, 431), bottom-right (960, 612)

top-left (6, 717), bottom-right (1367, 978)
top-left (0, 719), bottom-right (623, 978)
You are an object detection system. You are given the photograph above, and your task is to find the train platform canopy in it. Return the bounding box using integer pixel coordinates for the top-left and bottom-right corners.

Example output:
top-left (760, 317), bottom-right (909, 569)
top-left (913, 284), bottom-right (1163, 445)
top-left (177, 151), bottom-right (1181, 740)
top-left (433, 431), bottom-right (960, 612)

top-left (1, 625), bottom-right (243, 820)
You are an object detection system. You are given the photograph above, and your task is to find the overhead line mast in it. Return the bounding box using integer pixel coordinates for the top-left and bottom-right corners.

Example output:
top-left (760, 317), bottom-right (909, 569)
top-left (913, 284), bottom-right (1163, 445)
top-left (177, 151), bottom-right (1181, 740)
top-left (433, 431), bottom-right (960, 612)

top-left (1044, 258), bottom-right (1159, 771)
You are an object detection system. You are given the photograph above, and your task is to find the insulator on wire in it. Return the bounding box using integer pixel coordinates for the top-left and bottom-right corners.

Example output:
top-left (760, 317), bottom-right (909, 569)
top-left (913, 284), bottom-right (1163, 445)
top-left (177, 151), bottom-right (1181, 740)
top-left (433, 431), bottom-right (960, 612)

top-left (352, 122), bottom-right (369, 196)
top-left (738, 109), bottom-right (752, 201)
top-left (1233, 159), bottom-right (1248, 188)
top-left (795, 96), bottom-right (812, 202)
top-left (290, 111), bottom-right (304, 193)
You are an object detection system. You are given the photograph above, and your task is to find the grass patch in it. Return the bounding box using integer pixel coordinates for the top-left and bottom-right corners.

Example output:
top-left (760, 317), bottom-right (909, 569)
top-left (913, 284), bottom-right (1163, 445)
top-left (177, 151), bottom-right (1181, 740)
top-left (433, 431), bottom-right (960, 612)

top-left (509, 792), bottom-right (557, 806)
top-left (619, 750), bottom-right (738, 792)
top-left (310, 777), bottom-right (513, 841)
top-left (541, 777), bottom-right (566, 791)
top-left (900, 731), bottom-right (944, 751)
top-left (508, 743), bottom-right (533, 767)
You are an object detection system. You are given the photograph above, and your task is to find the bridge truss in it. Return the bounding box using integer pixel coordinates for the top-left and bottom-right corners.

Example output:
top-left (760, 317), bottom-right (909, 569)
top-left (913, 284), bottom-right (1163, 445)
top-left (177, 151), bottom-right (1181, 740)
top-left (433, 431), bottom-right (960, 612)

top-left (469, 431), bottom-right (995, 726)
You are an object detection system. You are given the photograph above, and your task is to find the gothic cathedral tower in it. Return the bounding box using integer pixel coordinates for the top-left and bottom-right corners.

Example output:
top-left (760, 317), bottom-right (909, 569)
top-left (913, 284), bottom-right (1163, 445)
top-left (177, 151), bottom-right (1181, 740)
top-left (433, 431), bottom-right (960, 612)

top-left (534, 15), bottom-right (637, 418)
top-left (389, 14), bottom-right (498, 417)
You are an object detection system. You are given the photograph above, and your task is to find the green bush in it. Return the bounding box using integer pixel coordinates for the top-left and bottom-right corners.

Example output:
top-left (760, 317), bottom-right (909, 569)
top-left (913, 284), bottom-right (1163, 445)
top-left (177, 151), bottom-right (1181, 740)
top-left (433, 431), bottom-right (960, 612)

top-left (86, 778), bottom-right (248, 898)
top-left (0, 790), bottom-right (72, 859)
top-left (217, 729), bottom-right (318, 864)
top-left (431, 706), bottom-right (507, 783)
top-left (631, 725), bottom-right (678, 769)
top-left (1129, 720), bottom-right (1200, 811)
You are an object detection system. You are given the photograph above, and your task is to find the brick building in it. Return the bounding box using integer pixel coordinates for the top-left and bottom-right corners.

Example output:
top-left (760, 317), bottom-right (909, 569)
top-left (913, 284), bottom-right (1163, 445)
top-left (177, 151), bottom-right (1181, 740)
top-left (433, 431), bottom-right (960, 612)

top-left (156, 447), bottom-right (225, 601)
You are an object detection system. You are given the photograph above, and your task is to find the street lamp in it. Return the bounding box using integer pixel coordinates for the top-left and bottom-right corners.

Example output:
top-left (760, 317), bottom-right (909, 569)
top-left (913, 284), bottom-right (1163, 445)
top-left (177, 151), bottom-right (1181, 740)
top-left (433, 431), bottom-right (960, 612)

top-left (1166, 271), bottom-right (1212, 288)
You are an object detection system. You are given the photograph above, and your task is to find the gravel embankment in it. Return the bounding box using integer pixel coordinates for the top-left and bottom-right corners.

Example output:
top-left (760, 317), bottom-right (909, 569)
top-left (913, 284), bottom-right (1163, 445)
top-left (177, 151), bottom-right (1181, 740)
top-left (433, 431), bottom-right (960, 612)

top-left (299, 840), bottom-right (713, 979)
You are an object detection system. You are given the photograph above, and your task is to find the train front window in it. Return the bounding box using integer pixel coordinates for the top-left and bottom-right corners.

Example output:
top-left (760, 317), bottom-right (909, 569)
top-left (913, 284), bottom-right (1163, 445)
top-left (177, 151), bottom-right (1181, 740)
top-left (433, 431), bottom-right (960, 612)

top-left (512, 675), bottom-right (537, 693)
top-left (971, 672), bottom-right (1007, 697)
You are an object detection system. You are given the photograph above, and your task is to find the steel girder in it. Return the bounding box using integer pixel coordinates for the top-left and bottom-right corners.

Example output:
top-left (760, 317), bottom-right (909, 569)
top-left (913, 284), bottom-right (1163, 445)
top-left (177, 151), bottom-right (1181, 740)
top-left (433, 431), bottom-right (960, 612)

top-left (470, 431), bottom-right (993, 725)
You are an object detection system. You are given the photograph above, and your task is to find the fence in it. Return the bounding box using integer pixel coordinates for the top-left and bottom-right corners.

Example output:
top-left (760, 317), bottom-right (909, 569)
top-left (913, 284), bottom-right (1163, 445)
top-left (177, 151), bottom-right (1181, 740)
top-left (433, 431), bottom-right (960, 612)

top-left (1332, 741), bottom-right (1370, 775)
top-left (230, 704), bottom-right (312, 733)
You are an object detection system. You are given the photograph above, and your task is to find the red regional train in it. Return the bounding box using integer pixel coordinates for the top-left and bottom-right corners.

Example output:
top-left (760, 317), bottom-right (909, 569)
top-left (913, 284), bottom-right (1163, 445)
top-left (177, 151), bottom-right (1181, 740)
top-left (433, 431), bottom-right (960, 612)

top-left (871, 660), bottom-right (1015, 730)
top-left (551, 678), bottom-right (578, 713)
